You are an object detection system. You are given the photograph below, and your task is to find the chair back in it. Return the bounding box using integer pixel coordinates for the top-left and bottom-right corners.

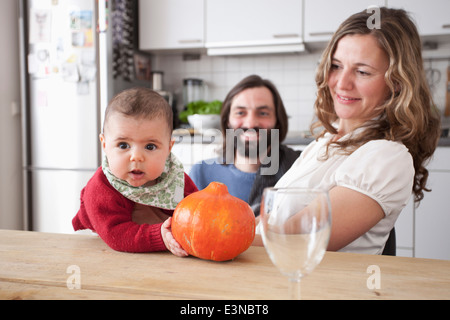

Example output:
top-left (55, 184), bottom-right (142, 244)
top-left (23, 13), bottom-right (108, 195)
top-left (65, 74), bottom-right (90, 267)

top-left (382, 228), bottom-right (396, 256)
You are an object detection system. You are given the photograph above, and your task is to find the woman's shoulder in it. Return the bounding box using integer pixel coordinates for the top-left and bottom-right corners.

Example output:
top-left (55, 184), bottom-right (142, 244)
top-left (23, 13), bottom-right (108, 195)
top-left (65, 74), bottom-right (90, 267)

top-left (364, 139), bottom-right (409, 149)
top-left (357, 139), bottom-right (412, 159)
top-left (335, 139), bottom-right (415, 217)
top-left (345, 139), bottom-right (414, 173)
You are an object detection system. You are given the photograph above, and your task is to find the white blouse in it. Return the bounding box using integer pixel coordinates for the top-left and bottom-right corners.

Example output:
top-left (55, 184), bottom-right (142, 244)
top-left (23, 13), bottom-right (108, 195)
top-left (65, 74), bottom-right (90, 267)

top-left (274, 133), bottom-right (415, 254)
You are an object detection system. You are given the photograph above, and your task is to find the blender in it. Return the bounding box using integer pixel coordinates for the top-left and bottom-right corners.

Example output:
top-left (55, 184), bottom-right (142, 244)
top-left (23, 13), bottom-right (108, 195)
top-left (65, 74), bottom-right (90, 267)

top-left (151, 71), bottom-right (179, 128)
top-left (183, 78), bottom-right (208, 107)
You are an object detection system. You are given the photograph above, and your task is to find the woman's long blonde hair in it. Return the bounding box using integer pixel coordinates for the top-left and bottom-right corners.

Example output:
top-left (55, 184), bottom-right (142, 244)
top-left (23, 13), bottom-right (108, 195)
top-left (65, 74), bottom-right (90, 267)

top-left (312, 7), bottom-right (441, 203)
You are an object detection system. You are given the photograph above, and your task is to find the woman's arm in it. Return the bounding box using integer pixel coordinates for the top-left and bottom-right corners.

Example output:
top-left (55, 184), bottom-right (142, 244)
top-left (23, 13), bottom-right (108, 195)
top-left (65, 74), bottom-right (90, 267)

top-left (326, 186), bottom-right (384, 251)
top-left (251, 186), bottom-right (385, 250)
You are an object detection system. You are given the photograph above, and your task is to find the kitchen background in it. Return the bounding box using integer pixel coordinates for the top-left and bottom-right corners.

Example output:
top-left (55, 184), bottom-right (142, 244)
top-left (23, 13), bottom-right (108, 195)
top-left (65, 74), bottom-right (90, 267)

top-left (0, 0), bottom-right (449, 259)
top-left (155, 52), bottom-right (321, 133)
top-left (154, 45), bottom-right (450, 134)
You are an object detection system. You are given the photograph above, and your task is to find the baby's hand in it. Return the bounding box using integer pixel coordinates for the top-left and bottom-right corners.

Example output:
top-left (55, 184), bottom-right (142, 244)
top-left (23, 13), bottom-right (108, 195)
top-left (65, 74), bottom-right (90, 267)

top-left (161, 217), bottom-right (188, 257)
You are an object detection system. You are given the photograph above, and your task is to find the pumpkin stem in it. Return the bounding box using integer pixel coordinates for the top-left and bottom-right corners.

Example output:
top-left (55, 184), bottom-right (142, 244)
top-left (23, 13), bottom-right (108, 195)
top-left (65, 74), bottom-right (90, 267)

top-left (206, 182), bottom-right (229, 195)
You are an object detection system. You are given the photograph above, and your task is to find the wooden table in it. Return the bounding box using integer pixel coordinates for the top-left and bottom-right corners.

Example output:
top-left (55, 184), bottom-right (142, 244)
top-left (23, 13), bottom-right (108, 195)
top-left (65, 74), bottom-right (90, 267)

top-left (0, 230), bottom-right (449, 300)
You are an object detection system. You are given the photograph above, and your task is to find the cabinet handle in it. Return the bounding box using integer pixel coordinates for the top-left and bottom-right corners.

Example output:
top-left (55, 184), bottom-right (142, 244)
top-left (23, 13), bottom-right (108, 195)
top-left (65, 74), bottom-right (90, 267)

top-left (442, 24), bottom-right (450, 29)
top-left (308, 32), bottom-right (334, 37)
top-left (178, 39), bottom-right (202, 44)
top-left (273, 34), bottom-right (300, 38)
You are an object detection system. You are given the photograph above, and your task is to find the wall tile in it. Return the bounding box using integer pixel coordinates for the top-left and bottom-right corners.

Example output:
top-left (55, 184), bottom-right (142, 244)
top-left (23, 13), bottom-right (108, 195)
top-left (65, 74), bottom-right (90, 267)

top-left (152, 51), bottom-right (317, 132)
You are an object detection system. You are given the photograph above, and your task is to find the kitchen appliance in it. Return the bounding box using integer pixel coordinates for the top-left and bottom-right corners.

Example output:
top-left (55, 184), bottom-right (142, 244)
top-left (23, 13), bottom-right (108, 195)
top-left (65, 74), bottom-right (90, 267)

top-left (19, 0), bottom-right (133, 233)
top-left (183, 78), bottom-right (208, 107)
top-left (152, 71), bottom-right (178, 128)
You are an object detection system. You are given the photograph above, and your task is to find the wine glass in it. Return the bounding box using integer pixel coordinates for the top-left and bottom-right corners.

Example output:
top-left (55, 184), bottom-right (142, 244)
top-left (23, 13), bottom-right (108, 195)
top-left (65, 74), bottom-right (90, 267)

top-left (260, 187), bottom-right (331, 299)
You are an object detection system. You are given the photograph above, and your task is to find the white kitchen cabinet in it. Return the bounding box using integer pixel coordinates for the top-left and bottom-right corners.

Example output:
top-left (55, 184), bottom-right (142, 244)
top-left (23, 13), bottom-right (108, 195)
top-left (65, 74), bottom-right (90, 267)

top-left (396, 196), bottom-right (414, 257)
top-left (304, 0), bottom-right (386, 42)
top-left (138, 0), bottom-right (205, 51)
top-left (395, 147), bottom-right (450, 260)
top-left (414, 148), bottom-right (450, 260)
top-left (387, 0), bottom-right (450, 36)
top-left (205, 0), bottom-right (303, 53)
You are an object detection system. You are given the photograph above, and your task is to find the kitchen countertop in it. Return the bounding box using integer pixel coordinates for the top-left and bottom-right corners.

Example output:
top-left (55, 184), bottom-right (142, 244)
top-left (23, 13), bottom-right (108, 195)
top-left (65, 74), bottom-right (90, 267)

top-left (173, 130), bottom-right (450, 147)
top-left (1, 230), bottom-right (449, 300)
top-left (437, 137), bottom-right (450, 146)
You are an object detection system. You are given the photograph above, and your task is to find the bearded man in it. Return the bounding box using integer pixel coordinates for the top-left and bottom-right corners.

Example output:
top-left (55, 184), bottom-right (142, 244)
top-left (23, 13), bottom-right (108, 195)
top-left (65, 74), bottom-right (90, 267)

top-left (189, 75), bottom-right (300, 215)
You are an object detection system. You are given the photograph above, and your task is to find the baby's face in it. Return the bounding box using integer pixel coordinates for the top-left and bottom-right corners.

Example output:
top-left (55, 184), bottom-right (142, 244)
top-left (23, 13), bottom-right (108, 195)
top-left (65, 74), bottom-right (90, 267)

top-left (100, 112), bottom-right (174, 187)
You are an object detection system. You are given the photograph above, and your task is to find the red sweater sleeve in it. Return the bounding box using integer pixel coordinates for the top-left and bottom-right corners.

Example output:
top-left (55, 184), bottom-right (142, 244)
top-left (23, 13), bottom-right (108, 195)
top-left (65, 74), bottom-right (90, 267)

top-left (184, 172), bottom-right (198, 197)
top-left (73, 169), bottom-right (199, 253)
top-left (73, 168), bottom-right (166, 252)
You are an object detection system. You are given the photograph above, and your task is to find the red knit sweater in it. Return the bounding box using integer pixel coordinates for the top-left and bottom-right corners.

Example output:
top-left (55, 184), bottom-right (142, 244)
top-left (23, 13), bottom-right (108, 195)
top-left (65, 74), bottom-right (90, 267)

top-left (72, 167), bottom-right (198, 253)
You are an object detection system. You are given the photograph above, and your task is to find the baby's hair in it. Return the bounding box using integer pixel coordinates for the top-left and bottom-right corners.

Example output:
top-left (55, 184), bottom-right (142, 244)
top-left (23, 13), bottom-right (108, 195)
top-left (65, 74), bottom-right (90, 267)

top-left (103, 87), bottom-right (173, 134)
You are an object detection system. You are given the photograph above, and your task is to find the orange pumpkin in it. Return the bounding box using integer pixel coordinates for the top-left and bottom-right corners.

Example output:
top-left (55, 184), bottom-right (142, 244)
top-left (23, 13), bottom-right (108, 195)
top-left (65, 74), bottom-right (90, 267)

top-left (172, 182), bottom-right (255, 261)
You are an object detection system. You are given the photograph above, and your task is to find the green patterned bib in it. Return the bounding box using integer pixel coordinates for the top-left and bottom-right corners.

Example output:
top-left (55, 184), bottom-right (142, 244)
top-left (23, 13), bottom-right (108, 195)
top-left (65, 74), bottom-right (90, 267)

top-left (102, 153), bottom-right (185, 210)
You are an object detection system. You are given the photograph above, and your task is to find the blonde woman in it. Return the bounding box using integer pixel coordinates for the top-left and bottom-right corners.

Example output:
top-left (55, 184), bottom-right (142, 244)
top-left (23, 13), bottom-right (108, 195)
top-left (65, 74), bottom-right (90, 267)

top-left (254, 8), bottom-right (441, 254)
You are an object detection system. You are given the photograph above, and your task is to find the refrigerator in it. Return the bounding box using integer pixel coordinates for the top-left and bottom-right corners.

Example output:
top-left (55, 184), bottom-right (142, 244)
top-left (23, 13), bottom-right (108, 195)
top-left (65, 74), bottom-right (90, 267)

top-left (19, 0), bottom-right (116, 233)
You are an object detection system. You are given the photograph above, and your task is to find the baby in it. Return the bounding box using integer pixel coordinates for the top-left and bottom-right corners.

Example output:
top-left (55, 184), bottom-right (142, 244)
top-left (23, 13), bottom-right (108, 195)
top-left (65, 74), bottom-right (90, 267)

top-left (72, 87), bottom-right (198, 256)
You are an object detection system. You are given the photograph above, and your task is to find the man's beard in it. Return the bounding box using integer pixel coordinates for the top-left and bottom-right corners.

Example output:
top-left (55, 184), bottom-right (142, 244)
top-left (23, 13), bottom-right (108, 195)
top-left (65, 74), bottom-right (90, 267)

top-left (233, 128), bottom-right (272, 160)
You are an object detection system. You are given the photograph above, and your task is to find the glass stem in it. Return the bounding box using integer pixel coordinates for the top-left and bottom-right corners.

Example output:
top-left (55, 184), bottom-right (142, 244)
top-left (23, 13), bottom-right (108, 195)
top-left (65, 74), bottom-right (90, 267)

top-left (289, 278), bottom-right (301, 300)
